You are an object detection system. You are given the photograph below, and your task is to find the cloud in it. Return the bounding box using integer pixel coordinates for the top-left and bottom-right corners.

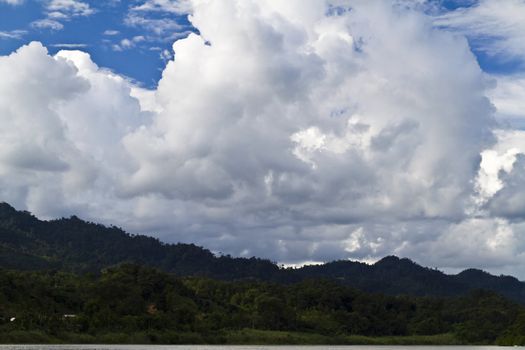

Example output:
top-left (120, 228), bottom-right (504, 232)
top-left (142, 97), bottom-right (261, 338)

top-left (124, 13), bottom-right (185, 36)
top-left (435, 0), bottom-right (525, 64)
top-left (0, 42), bottom-right (91, 213)
top-left (0, 42), bottom-right (149, 220)
top-left (46, 0), bottom-right (95, 18)
top-left (51, 43), bottom-right (88, 48)
top-left (475, 129), bottom-right (525, 221)
top-left (103, 30), bottom-right (120, 36)
top-left (31, 19), bottom-right (64, 31)
top-left (112, 36), bottom-right (146, 51)
top-left (0, 0), bottom-right (24, 5)
top-left (119, 0), bottom-right (496, 265)
top-left (472, 75), bottom-right (525, 221)
top-left (3, 0), bottom-right (525, 277)
top-left (487, 75), bottom-right (525, 128)
top-left (131, 0), bottom-right (192, 14)
top-left (0, 30), bottom-right (26, 39)
top-left (487, 155), bottom-right (525, 219)
top-left (159, 48), bottom-right (173, 61)
top-left (31, 0), bottom-right (95, 31)
top-left (123, 0), bottom-right (194, 44)
top-left (398, 218), bottom-right (522, 271)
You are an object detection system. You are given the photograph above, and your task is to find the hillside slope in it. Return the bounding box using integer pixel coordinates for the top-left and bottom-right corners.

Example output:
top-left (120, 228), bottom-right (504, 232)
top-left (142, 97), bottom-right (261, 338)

top-left (1, 202), bottom-right (524, 303)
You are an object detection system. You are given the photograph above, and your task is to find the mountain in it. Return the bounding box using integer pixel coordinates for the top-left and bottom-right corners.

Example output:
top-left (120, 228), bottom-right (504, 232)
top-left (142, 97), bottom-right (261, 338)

top-left (0, 202), bottom-right (281, 279)
top-left (293, 257), bottom-right (525, 303)
top-left (1, 201), bottom-right (525, 304)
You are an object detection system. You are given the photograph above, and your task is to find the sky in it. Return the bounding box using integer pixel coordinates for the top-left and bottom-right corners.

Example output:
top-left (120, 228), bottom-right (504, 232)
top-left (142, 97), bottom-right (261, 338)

top-left (1, 0), bottom-right (525, 278)
top-left (0, 0), bottom-right (194, 87)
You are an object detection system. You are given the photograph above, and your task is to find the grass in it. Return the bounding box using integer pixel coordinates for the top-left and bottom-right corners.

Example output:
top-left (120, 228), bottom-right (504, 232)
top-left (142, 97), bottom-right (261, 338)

top-left (223, 329), bottom-right (462, 345)
top-left (0, 329), bottom-right (465, 345)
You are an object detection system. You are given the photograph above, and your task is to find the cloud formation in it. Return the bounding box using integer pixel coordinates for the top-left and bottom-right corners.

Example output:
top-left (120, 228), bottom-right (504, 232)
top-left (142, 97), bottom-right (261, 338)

top-left (0, 29), bottom-right (26, 39)
top-left (489, 75), bottom-right (525, 127)
top-left (31, 19), bottom-right (64, 31)
top-left (31, 0), bottom-right (95, 31)
top-left (46, 0), bottom-right (95, 18)
top-left (1, 0), bottom-right (525, 277)
top-left (130, 0), bottom-right (191, 14)
top-left (124, 0), bottom-right (193, 45)
top-left (0, 0), bottom-right (24, 5)
top-left (112, 36), bottom-right (146, 51)
top-left (435, 0), bottom-right (525, 65)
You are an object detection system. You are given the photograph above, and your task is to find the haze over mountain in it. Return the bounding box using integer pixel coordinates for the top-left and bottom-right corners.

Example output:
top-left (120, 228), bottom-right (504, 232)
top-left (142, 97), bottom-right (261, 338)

top-left (1, 202), bottom-right (524, 305)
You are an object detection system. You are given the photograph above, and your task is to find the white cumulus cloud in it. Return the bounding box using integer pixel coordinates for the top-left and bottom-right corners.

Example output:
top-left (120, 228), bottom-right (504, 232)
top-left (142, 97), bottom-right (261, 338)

top-left (3, 0), bottom-right (525, 277)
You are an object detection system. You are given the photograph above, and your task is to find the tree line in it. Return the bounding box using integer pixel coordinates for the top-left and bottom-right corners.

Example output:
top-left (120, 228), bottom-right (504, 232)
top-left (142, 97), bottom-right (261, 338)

top-left (0, 263), bottom-right (524, 345)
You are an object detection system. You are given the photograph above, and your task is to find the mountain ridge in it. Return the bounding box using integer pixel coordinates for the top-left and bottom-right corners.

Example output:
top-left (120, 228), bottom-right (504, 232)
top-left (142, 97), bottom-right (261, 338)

top-left (1, 201), bottom-right (524, 303)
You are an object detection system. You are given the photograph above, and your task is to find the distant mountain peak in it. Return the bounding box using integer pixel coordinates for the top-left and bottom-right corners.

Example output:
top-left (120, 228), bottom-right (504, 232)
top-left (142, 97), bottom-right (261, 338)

top-left (458, 268), bottom-right (491, 277)
top-left (374, 255), bottom-right (419, 268)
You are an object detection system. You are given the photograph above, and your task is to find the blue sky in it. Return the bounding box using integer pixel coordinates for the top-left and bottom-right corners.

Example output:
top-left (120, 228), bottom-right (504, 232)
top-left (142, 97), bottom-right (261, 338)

top-left (0, 0), bottom-right (195, 87)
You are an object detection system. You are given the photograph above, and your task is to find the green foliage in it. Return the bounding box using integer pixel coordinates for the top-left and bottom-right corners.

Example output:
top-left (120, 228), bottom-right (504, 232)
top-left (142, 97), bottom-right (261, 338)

top-left (497, 312), bottom-right (525, 345)
top-left (0, 264), bottom-right (522, 344)
top-left (1, 202), bottom-right (525, 344)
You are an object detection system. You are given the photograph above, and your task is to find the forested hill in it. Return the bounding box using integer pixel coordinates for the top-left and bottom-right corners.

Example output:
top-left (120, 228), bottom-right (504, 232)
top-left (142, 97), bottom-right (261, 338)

top-left (0, 264), bottom-right (524, 345)
top-left (0, 202), bottom-right (280, 279)
top-left (1, 202), bottom-right (525, 304)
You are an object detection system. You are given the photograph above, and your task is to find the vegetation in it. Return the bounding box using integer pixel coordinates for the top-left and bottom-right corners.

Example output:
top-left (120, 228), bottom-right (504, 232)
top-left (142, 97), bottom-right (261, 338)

top-left (2, 201), bottom-right (525, 344)
top-left (0, 263), bottom-right (523, 345)
top-left (1, 202), bottom-right (525, 304)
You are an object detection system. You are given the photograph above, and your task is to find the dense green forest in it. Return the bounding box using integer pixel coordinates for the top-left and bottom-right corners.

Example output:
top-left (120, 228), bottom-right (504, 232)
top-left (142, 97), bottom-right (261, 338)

top-left (1, 202), bottom-right (525, 304)
top-left (0, 263), bottom-right (524, 345)
top-left (2, 201), bottom-right (525, 344)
